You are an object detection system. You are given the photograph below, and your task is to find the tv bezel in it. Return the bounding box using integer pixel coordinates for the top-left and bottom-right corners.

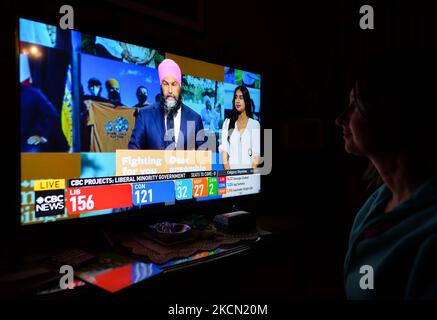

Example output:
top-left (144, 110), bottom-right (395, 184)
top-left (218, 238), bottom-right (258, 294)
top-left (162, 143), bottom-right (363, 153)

top-left (15, 15), bottom-right (265, 233)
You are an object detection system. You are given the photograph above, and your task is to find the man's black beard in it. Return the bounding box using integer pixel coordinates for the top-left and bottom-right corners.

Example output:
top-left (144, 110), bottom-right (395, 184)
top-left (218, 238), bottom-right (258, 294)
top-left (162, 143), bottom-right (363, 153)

top-left (160, 94), bottom-right (182, 118)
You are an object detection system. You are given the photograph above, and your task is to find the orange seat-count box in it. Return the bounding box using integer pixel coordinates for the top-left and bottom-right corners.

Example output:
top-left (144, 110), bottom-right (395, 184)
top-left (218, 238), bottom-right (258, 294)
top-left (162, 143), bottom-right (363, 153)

top-left (192, 178), bottom-right (208, 198)
top-left (218, 188), bottom-right (227, 195)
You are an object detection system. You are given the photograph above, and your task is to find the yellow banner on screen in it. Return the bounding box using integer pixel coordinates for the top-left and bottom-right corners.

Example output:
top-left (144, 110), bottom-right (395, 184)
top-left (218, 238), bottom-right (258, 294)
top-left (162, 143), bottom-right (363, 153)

top-left (116, 150), bottom-right (212, 176)
top-left (165, 53), bottom-right (224, 82)
top-left (34, 179), bottom-right (66, 191)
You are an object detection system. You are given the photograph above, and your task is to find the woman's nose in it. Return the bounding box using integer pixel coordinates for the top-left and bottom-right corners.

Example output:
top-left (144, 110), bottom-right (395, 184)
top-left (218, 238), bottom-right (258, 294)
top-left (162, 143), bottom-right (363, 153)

top-left (336, 109), bottom-right (348, 127)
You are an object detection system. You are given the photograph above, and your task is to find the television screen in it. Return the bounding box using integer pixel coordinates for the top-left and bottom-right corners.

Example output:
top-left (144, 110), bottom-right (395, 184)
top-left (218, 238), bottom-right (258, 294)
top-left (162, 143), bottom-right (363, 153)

top-left (19, 17), bottom-right (262, 225)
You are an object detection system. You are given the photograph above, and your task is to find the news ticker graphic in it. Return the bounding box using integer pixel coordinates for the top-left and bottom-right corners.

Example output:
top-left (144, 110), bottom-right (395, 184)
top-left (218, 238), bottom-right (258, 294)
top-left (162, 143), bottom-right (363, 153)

top-left (34, 189), bottom-right (65, 218)
top-left (115, 150), bottom-right (213, 176)
top-left (132, 181), bottom-right (175, 206)
top-left (32, 170), bottom-right (259, 216)
top-left (34, 179), bottom-right (66, 190)
top-left (217, 168), bottom-right (255, 177)
top-left (34, 179), bottom-right (66, 217)
top-left (66, 184), bottom-right (132, 214)
top-left (32, 177), bottom-right (223, 215)
top-left (66, 178), bottom-right (220, 214)
top-left (67, 170), bottom-right (217, 187)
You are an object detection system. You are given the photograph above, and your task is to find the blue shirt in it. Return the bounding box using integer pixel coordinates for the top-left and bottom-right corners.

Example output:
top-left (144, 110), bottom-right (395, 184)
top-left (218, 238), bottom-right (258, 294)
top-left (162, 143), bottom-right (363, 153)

top-left (344, 176), bottom-right (437, 299)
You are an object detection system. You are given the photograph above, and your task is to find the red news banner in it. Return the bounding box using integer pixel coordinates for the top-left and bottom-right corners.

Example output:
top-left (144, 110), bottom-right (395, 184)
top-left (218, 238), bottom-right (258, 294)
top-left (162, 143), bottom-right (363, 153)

top-left (66, 184), bottom-right (132, 214)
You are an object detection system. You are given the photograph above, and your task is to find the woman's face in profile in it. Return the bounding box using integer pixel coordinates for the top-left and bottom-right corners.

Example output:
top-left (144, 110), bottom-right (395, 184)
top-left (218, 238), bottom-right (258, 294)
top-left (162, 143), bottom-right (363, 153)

top-left (234, 90), bottom-right (246, 113)
top-left (336, 88), bottom-right (378, 156)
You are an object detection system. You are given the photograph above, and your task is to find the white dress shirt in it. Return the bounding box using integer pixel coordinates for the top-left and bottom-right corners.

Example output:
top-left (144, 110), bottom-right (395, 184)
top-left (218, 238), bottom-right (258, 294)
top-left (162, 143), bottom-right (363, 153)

top-left (219, 118), bottom-right (261, 169)
top-left (164, 107), bottom-right (182, 145)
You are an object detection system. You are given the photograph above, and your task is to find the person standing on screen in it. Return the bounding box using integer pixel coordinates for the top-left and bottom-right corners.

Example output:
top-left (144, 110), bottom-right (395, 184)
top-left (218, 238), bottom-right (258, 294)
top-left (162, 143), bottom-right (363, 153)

top-left (80, 78), bottom-right (108, 151)
top-left (200, 95), bottom-right (213, 130)
top-left (337, 52), bottom-right (437, 299)
top-left (132, 86), bottom-right (152, 117)
top-left (105, 78), bottom-right (123, 106)
top-left (21, 84), bottom-right (69, 152)
top-left (83, 78), bottom-right (107, 102)
top-left (19, 53), bottom-right (69, 152)
top-left (83, 78), bottom-right (135, 152)
top-left (211, 102), bottom-right (222, 131)
top-left (128, 58), bottom-right (205, 150)
top-left (155, 93), bottom-right (162, 104)
top-left (219, 85), bottom-right (260, 170)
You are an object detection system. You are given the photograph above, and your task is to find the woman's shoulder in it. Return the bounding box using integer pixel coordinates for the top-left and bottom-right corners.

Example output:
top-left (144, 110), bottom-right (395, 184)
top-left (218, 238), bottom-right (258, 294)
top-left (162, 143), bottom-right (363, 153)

top-left (351, 184), bottom-right (388, 232)
top-left (248, 118), bottom-right (260, 128)
top-left (222, 118), bottom-right (230, 127)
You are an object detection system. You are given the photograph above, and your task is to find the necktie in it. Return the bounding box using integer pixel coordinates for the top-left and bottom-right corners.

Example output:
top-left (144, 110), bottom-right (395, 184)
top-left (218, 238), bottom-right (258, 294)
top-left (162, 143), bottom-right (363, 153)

top-left (166, 114), bottom-right (175, 148)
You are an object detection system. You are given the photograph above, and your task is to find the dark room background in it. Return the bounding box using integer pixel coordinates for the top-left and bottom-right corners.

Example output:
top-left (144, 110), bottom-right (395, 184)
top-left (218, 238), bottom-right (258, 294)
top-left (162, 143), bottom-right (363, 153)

top-left (1, 0), bottom-right (436, 301)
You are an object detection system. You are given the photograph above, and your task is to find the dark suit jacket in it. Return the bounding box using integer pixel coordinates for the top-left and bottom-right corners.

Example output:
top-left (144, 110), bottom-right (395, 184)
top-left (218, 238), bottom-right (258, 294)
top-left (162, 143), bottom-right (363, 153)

top-left (21, 84), bottom-right (69, 152)
top-left (128, 103), bottom-right (205, 150)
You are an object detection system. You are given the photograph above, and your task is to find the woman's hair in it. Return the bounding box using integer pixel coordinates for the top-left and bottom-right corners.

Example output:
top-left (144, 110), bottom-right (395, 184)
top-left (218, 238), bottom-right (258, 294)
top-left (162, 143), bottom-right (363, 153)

top-left (228, 85), bottom-right (253, 142)
top-left (353, 50), bottom-right (437, 188)
top-left (363, 161), bottom-right (383, 189)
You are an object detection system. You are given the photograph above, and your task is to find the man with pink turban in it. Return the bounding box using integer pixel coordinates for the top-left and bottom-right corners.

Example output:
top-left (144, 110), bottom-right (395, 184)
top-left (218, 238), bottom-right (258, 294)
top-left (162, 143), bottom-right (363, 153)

top-left (129, 58), bottom-right (205, 150)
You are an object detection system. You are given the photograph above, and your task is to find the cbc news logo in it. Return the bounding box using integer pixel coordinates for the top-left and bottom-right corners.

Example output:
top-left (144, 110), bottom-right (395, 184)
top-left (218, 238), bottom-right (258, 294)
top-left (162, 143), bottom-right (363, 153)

top-left (35, 190), bottom-right (65, 217)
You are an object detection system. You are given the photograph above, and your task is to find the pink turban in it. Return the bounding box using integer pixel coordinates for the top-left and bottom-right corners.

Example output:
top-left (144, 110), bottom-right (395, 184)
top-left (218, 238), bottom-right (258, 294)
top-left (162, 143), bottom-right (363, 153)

top-left (158, 58), bottom-right (182, 86)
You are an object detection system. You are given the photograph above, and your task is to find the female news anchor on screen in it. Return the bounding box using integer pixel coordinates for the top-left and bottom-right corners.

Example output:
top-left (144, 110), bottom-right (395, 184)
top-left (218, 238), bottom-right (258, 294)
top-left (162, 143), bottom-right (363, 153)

top-left (219, 85), bottom-right (260, 170)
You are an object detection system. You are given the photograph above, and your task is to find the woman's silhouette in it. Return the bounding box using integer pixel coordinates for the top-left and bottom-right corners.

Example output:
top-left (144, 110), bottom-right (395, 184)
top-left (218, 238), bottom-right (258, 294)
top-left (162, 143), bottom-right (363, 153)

top-left (336, 51), bottom-right (437, 299)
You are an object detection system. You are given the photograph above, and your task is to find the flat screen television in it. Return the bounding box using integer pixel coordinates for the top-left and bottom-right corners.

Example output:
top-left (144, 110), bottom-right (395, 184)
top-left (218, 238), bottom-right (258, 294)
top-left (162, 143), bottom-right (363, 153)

top-left (18, 17), bottom-right (262, 226)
